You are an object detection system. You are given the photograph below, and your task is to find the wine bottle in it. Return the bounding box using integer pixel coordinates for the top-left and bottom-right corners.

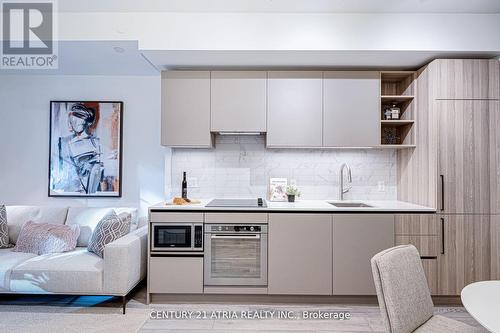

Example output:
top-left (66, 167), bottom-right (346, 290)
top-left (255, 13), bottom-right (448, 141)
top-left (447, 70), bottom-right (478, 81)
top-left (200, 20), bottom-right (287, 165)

top-left (182, 172), bottom-right (188, 199)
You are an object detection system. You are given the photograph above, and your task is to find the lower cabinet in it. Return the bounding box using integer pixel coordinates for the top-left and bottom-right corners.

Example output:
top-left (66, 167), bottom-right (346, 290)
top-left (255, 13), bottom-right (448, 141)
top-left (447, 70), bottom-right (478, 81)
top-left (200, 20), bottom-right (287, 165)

top-left (147, 213), bottom-right (493, 297)
top-left (149, 256), bottom-right (203, 294)
top-left (395, 214), bottom-right (439, 235)
top-left (268, 213), bottom-right (333, 295)
top-left (395, 214), bottom-right (439, 294)
top-left (421, 258), bottom-right (438, 294)
top-left (437, 214), bottom-right (491, 295)
top-left (395, 235), bottom-right (440, 257)
top-left (333, 215), bottom-right (394, 295)
top-left (492, 215), bottom-right (500, 280)
top-left (395, 214), bottom-right (492, 296)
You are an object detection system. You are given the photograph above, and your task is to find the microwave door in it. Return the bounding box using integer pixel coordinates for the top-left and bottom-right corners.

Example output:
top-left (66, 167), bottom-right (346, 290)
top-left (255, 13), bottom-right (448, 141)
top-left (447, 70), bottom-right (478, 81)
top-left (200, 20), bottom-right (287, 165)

top-left (153, 224), bottom-right (192, 251)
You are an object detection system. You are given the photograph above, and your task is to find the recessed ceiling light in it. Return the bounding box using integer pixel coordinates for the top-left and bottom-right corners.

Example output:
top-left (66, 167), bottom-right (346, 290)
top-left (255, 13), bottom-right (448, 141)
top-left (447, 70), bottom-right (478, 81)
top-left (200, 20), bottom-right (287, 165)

top-left (113, 46), bottom-right (125, 53)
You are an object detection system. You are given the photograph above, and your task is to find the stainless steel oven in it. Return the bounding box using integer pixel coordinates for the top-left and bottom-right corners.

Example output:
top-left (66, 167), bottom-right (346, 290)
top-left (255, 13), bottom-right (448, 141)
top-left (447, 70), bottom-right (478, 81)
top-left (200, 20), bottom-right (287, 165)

top-left (151, 223), bottom-right (203, 252)
top-left (204, 224), bottom-right (268, 286)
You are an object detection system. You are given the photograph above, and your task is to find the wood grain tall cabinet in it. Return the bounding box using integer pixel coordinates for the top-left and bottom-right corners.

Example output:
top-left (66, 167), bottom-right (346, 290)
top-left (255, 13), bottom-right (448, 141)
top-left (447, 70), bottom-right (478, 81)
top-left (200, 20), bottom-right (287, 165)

top-left (397, 59), bottom-right (500, 295)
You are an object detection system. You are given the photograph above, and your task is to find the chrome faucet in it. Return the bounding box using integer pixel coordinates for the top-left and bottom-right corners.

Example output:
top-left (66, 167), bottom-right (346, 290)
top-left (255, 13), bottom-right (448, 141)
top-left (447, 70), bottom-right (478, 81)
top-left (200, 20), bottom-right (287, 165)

top-left (339, 163), bottom-right (352, 200)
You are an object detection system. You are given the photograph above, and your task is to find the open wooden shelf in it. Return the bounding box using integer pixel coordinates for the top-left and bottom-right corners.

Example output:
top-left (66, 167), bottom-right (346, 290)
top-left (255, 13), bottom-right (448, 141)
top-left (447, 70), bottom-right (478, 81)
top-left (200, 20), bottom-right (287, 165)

top-left (381, 99), bottom-right (413, 121)
top-left (381, 120), bottom-right (415, 127)
top-left (381, 123), bottom-right (414, 145)
top-left (380, 72), bottom-right (415, 96)
top-left (379, 144), bottom-right (417, 149)
top-left (380, 71), bottom-right (416, 147)
top-left (381, 95), bottom-right (415, 101)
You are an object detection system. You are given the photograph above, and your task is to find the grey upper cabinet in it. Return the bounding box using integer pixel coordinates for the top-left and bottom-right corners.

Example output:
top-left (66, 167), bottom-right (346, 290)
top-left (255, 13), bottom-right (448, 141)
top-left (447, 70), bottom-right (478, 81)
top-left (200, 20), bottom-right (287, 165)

top-left (332, 214), bottom-right (394, 295)
top-left (323, 71), bottom-right (380, 147)
top-left (211, 71), bottom-right (267, 132)
top-left (431, 59), bottom-right (500, 100)
top-left (161, 71), bottom-right (212, 148)
top-left (160, 70), bottom-right (402, 148)
top-left (268, 213), bottom-right (332, 295)
top-left (267, 71), bottom-right (323, 147)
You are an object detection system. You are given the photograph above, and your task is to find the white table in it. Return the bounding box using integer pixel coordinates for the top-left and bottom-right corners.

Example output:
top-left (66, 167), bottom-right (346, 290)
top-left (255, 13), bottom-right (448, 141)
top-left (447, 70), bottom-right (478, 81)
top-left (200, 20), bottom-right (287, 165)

top-left (461, 281), bottom-right (500, 333)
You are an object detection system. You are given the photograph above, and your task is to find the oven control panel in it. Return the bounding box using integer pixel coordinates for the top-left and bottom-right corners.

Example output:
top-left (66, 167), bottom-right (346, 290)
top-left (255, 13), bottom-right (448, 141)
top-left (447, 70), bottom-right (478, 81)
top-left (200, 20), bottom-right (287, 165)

top-left (207, 225), bottom-right (267, 233)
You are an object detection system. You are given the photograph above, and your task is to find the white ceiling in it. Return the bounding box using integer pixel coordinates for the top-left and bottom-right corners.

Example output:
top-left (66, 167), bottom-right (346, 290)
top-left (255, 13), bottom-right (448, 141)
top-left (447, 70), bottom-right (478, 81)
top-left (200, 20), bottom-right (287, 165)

top-left (0, 41), bottom-right (159, 76)
top-left (1, 44), bottom-right (497, 75)
top-left (58, 0), bottom-right (500, 13)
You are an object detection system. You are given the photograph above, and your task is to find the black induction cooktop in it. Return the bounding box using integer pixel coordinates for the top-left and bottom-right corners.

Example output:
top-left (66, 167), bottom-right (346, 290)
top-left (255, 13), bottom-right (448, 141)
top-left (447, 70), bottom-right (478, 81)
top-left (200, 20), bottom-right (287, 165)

top-left (206, 198), bottom-right (267, 208)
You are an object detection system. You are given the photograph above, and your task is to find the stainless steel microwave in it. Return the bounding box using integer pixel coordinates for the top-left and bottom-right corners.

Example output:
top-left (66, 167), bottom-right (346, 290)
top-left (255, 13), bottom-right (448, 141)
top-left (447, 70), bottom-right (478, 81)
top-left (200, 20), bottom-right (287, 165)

top-left (151, 223), bottom-right (203, 252)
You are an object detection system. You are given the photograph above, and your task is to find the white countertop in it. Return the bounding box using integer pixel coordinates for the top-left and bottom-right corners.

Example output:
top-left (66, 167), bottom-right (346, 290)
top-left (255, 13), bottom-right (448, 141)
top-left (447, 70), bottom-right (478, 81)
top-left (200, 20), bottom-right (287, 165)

top-left (150, 199), bottom-right (435, 213)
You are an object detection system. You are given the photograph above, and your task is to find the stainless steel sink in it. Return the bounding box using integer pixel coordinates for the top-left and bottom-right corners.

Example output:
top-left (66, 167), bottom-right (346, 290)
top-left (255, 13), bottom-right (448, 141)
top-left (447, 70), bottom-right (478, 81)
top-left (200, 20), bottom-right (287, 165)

top-left (328, 202), bottom-right (373, 208)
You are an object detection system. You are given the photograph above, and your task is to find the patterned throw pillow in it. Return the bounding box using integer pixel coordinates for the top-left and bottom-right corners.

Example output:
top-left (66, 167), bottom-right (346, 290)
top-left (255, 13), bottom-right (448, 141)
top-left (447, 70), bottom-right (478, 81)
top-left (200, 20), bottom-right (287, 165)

top-left (117, 212), bottom-right (132, 232)
top-left (87, 211), bottom-right (130, 258)
top-left (0, 205), bottom-right (12, 248)
top-left (13, 221), bottom-right (80, 255)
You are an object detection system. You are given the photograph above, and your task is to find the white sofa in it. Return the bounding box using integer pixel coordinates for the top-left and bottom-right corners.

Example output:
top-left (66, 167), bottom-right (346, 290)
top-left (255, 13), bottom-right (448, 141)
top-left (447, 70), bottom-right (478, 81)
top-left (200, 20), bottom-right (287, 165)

top-left (0, 206), bottom-right (147, 314)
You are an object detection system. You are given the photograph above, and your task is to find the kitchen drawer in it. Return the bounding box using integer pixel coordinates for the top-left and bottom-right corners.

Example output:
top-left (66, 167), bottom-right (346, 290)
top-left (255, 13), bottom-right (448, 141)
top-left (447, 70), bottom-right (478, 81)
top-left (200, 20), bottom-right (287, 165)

top-left (395, 235), bottom-right (440, 257)
top-left (205, 213), bottom-right (268, 224)
top-left (395, 214), bottom-right (439, 235)
top-left (149, 256), bottom-right (203, 294)
top-left (421, 258), bottom-right (438, 294)
top-left (150, 212), bottom-right (204, 223)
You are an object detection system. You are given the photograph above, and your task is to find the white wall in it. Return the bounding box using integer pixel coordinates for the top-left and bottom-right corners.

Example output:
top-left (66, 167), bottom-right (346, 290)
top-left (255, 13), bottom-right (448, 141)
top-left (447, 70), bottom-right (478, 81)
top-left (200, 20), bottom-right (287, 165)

top-left (0, 75), bottom-right (168, 219)
top-left (170, 136), bottom-right (396, 201)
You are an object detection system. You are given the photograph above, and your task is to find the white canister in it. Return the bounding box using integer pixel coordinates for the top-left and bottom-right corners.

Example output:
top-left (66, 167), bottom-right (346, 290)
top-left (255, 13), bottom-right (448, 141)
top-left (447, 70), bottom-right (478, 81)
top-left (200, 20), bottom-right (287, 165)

top-left (390, 104), bottom-right (400, 120)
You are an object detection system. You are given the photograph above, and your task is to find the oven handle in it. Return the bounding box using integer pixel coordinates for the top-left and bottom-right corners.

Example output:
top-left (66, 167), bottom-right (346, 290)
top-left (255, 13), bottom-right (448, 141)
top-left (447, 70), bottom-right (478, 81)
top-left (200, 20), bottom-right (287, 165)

top-left (210, 234), bottom-right (260, 239)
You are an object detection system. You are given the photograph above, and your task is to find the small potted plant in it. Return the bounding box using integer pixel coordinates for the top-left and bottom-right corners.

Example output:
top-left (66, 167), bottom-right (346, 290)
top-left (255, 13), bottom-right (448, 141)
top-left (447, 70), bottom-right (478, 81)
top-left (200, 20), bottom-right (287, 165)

top-left (285, 185), bottom-right (301, 203)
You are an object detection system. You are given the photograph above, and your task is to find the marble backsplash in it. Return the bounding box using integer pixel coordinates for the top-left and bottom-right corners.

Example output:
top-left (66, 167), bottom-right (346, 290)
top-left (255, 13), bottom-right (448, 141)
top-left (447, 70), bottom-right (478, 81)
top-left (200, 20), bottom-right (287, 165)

top-left (167, 135), bottom-right (397, 200)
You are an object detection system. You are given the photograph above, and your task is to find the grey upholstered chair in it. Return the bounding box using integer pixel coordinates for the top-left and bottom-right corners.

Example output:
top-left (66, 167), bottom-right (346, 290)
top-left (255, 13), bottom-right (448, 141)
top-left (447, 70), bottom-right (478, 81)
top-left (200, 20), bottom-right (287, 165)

top-left (371, 245), bottom-right (483, 333)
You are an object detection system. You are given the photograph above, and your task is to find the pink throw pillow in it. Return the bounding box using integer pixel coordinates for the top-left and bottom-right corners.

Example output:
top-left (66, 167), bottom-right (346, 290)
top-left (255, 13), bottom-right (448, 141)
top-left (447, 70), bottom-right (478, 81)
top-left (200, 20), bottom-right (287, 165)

top-left (13, 221), bottom-right (80, 255)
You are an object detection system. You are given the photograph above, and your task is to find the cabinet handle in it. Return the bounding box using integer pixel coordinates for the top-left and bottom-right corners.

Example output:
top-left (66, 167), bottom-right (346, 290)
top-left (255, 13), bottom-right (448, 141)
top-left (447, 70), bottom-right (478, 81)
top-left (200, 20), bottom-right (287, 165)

top-left (440, 217), bottom-right (445, 255)
top-left (440, 175), bottom-right (445, 211)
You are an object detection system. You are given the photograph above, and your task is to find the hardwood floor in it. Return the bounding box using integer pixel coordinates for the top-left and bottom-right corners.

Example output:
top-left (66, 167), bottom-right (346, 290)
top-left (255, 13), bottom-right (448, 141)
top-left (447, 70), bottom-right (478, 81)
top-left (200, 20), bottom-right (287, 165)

top-left (139, 304), bottom-right (486, 332)
top-left (0, 285), bottom-right (488, 332)
top-left (135, 287), bottom-right (487, 333)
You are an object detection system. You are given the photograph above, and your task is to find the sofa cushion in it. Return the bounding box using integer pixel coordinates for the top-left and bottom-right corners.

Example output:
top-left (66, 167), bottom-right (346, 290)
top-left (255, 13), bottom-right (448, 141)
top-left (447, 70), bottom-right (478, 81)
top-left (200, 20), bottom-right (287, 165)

top-left (5, 206), bottom-right (69, 244)
top-left (13, 221), bottom-right (80, 255)
top-left (117, 212), bottom-right (133, 231)
top-left (114, 208), bottom-right (138, 231)
top-left (0, 205), bottom-right (12, 248)
top-left (88, 212), bottom-right (131, 258)
top-left (65, 207), bottom-right (113, 247)
top-left (10, 248), bottom-right (103, 293)
top-left (0, 248), bottom-right (37, 291)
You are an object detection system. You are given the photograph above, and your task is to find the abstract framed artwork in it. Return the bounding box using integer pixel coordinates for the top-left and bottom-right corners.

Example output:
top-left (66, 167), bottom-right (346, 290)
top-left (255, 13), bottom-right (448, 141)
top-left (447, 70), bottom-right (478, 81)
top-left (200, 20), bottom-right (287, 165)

top-left (48, 101), bottom-right (123, 197)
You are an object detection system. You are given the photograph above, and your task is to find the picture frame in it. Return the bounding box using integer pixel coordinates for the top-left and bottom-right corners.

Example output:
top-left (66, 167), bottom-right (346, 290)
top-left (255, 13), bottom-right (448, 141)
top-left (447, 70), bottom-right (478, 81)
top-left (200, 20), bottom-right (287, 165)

top-left (269, 178), bottom-right (288, 202)
top-left (48, 101), bottom-right (123, 197)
